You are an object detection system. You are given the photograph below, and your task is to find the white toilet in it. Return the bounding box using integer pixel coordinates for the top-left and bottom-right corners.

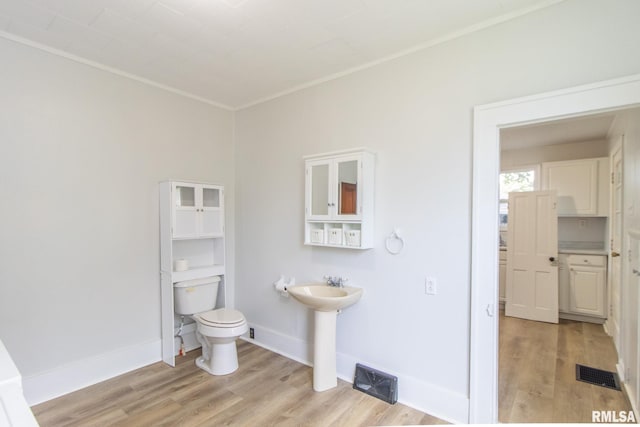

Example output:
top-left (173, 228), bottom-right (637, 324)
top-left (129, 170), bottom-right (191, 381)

top-left (173, 276), bottom-right (248, 375)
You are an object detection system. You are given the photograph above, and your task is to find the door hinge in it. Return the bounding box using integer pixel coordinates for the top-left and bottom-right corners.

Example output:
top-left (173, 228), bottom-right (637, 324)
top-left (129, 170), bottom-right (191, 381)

top-left (611, 172), bottom-right (614, 185)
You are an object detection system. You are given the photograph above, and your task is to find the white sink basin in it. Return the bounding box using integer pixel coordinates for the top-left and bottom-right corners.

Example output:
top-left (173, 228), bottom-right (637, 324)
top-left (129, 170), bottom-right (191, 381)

top-left (288, 283), bottom-right (363, 312)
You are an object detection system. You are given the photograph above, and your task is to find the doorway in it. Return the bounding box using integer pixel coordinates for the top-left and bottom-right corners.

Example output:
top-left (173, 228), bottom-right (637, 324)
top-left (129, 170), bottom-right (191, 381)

top-left (469, 73), bottom-right (640, 423)
top-left (496, 114), bottom-right (627, 422)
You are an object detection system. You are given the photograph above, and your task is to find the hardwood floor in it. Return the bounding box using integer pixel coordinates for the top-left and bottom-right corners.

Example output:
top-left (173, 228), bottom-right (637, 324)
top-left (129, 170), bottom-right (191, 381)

top-left (499, 312), bottom-right (633, 423)
top-left (33, 340), bottom-right (446, 426)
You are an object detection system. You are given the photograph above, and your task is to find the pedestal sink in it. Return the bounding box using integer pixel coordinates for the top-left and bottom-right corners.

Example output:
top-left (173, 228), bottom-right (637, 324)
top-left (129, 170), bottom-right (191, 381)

top-left (288, 283), bottom-right (363, 391)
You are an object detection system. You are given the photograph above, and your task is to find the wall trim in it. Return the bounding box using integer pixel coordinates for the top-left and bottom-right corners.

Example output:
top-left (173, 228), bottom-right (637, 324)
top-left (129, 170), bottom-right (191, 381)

top-left (0, 30), bottom-right (234, 111)
top-left (23, 339), bottom-right (161, 406)
top-left (243, 322), bottom-right (468, 424)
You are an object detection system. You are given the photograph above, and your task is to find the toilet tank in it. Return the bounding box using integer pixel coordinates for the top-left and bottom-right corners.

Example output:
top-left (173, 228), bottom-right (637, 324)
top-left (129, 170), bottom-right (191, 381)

top-left (173, 276), bottom-right (221, 315)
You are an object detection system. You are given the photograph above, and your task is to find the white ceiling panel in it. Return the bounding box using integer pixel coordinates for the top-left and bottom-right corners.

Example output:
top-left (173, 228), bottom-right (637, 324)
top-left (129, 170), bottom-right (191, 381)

top-left (0, 0), bottom-right (54, 29)
top-left (0, 0), bottom-right (560, 108)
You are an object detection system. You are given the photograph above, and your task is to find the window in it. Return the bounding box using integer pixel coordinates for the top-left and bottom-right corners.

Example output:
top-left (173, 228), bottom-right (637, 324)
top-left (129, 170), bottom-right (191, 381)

top-left (499, 166), bottom-right (539, 230)
top-left (499, 170), bottom-right (536, 199)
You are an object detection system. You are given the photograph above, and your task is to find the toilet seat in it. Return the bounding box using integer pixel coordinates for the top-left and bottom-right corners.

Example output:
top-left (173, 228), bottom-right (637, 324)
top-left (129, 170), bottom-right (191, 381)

top-left (195, 308), bottom-right (246, 328)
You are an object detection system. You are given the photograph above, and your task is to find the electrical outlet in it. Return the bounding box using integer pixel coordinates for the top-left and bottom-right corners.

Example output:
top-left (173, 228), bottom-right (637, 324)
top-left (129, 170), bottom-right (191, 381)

top-left (249, 327), bottom-right (255, 339)
top-left (425, 277), bottom-right (437, 295)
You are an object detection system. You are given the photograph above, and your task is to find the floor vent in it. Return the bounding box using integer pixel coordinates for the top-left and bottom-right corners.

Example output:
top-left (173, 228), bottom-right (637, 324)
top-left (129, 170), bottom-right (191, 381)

top-left (353, 363), bottom-right (398, 404)
top-left (576, 364), bottom-right (621, 390)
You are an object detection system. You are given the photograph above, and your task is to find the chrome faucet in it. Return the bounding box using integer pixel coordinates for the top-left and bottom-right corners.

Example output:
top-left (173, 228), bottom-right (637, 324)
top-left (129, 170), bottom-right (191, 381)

top-left (324, 275), bottom-right (347, 287)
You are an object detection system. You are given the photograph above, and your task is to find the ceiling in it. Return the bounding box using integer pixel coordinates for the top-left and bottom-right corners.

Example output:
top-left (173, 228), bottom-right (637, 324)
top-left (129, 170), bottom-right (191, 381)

top-left (500, 113), bottom-right (616, 151)
top-left (0, 0), bottom-right (557, 109)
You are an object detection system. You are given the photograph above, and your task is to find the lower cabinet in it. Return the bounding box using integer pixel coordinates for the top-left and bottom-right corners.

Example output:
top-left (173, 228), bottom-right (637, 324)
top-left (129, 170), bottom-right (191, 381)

top-left (499, 250), bottom-right (507, 303)
top-left (559, 253), bottom-right (607, 319)
top-left (558, 254), bottom-right (569, 312)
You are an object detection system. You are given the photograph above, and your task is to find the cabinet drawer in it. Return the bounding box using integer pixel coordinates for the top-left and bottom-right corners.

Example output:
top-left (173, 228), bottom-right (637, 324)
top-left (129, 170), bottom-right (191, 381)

top-left (566, 254), bottom-right (605, 267)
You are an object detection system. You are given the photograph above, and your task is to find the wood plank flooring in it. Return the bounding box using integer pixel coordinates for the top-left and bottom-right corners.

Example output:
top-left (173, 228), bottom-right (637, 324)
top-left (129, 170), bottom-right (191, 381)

top-left (499, 312), bottom-right (633, 423)
top-left (33, 340), bottom-right (446, 426)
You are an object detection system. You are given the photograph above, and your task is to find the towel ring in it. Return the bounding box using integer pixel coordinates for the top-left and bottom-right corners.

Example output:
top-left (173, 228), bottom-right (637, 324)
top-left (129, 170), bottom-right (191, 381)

top-left (385, 230), bottom-right (404, 255)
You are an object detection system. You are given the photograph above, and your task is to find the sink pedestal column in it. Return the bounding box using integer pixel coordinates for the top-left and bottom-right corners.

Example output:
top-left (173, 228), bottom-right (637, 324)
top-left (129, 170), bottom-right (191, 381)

top-left (313, 310), bottom-right (338, 391)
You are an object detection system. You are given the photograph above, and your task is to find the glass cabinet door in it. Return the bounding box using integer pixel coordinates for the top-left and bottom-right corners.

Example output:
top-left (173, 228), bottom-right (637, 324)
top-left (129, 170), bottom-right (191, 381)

top-left (308, 161), bottom-right (332, 219)
top-left (200, 186), bottom-right (223, 237)
top-left (173, 184), bottom-right (198, 238)
top-left (336, 158), bottom-right (360, 218)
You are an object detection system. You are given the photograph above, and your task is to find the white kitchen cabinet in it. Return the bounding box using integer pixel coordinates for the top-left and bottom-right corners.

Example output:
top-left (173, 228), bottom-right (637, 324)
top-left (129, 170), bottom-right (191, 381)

top-left (558, 254), bottom-right (569, 312)
top-left (304, 149), bottom-right (375, 249)
top-left (160, 181), bottom-right (226, 367)
top-left (541, 157), bottom-right (609, 216)
top-left (499, 250), bottom-right (507, 302)
top-left (567, 254), bottom-right (606, 318)
top-left (172, 182), bottom-right (224, 239)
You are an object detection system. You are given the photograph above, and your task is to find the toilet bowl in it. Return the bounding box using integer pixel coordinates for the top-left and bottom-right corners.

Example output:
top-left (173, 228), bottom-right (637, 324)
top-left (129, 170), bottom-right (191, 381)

top-left (173, 276), bottom-right (248, 376)
top-left (193, 308), bottom-right (248, 375)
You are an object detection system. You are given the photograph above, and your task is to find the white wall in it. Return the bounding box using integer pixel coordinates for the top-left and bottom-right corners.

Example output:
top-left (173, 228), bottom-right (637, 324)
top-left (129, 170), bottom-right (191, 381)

top-left (234, 0), bottom-right (640, 422)
top-left (501, 139), bottom-right (609, 169)
top-left (0, 37), bottom-right (234, 402)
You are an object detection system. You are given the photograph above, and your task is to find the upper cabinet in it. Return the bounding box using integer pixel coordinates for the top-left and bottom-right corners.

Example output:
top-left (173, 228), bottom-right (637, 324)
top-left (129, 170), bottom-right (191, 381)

top-left (541, 157), bottom-right (609, 216)
top-left (172, 182), bottom-right (224, 239)
top-left (304, 149), bottom-right (375, 249)
top-left (307, 155), bottom-right (362, 221)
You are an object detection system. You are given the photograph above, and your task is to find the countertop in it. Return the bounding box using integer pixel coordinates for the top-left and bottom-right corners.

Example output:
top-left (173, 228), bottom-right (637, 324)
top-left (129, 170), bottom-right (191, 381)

top-left (558, 248), bottom-right (608, 256)
top-left (500, 247), bottom-right (607, 255)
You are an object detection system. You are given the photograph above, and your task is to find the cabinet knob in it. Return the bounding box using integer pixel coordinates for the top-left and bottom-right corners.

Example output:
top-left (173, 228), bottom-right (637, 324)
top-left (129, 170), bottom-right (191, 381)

top-left (549, 257), bottom-right (555, 262)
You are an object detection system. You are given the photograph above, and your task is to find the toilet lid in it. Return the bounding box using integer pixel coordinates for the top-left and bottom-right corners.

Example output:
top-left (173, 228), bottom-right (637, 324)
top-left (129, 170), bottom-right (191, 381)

top-left (198, 308), bottom-right (245, 326)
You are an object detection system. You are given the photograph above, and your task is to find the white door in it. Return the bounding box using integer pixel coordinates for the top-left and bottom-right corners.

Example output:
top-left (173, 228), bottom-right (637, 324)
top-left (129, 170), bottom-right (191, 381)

top-left (609, 139), bottom-right (623, 346)
top-left (505, 190), bottom-right (559, 323)
top-left (625, 230), bottom-right (640, 411)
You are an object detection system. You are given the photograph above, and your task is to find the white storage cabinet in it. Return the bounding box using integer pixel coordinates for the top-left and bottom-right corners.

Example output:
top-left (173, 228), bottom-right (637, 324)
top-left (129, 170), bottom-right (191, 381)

top-left (558, 253), bottom-right (607, 320)
top-left (567, 254), bottom-right (607, 318)
top-left (160, 181), bottom-right (226, 367)
top-left (304, 149), bottom-right (375, 249)
top-left (499, 250), bottom-right (507, 303)
top-left (541, 157), bottom-right (609, 216)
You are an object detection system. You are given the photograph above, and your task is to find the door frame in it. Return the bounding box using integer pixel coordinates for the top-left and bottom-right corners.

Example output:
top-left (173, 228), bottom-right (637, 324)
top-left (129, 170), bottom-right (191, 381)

top-left (469, 73), bottom-right (640, 423)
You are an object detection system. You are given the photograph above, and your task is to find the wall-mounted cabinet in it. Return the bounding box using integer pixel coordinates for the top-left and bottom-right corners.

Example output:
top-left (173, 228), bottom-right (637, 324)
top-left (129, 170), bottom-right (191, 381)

top-left (304, 149), bottom-right (375, 249)
top-left (541, 157), bottom-right (609, 216)
top-left (160, 181), bottom-right (226, 367)
top-left (172, 182), bottom-right (224, 239)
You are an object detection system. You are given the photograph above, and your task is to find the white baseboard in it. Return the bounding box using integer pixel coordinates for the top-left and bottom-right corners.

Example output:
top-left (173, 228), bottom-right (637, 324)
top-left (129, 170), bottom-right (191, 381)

top-left (23, 339), bottom-right (161, 406)
top-left (618, 360), bottom-right (639, 420)
top-left (240, 323), bottom-right (313, 367)
top-left (243, 322), bottom-right (468, 424)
